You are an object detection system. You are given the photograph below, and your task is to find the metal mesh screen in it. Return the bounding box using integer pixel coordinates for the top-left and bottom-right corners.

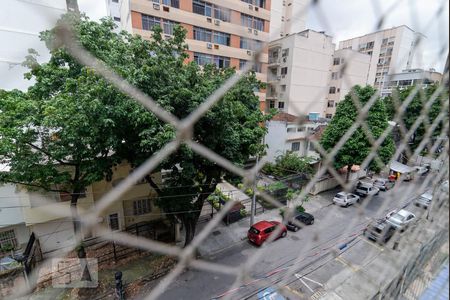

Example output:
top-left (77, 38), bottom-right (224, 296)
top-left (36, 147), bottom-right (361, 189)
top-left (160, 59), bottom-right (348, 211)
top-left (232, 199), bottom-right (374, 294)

top-left (5, 0), bottom-right (449, 299)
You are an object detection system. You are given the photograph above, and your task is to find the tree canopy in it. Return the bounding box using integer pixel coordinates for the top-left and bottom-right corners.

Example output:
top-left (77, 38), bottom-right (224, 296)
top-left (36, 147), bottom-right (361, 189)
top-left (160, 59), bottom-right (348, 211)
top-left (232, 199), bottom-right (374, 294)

top-left (262, 152), bottom-right (314, 178)
top-left (320, 85), bottom-right (395, 179)
top-left (0, 14), bottom-right (268, 245)
top-left (384, 84), bottom-right (448, 155)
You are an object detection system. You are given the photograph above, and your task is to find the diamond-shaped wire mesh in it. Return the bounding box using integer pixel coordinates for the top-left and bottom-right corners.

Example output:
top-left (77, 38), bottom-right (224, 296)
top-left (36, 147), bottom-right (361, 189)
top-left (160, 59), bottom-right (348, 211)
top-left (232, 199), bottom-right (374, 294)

top-left (6, 0), bottom-right (449, 299)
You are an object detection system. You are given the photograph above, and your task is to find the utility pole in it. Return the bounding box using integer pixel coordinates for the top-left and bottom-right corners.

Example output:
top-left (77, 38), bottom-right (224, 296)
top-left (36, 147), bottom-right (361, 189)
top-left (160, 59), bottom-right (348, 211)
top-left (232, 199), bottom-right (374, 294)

top-left (250, 155), bottom-right (259, 226)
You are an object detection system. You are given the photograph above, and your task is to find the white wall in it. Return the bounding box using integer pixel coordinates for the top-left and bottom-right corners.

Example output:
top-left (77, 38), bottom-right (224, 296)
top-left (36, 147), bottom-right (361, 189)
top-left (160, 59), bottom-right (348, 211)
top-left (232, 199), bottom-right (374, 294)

top-left (269, 0), bottom-right (308, 39)
top-left (265, 121), bottom-right (288, 163)
top-left (0, 184), bottom-right (27, 228)
top-left (31, 219), bottom-right (75, 256)
top-left (0, 0), bottom-right (66, 91)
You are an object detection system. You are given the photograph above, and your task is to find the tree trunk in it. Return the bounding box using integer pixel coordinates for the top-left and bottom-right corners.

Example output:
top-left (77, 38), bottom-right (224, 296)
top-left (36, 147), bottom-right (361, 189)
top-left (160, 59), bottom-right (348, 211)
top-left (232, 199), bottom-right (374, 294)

top-left (70, 193), bottom-right (81, 236)
top-left (346, 164), bottom-right (353, 183)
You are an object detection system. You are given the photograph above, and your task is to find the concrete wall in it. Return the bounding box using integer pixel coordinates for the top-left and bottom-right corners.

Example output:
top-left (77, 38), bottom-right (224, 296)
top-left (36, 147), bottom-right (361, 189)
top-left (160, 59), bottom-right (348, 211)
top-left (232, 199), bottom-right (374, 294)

top-left (0, 0), bottom-right (66, 91)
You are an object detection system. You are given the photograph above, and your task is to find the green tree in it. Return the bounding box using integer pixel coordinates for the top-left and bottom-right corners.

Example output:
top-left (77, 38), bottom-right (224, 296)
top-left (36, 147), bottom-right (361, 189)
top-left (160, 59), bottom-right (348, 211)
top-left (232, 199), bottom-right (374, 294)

top-left (5, 14), bottom-right (267, 247)
top-left (263, 152), bottom-right (314, 178)
top-left (384, 84), bottom-right (448, 155)
top-left (320, 85), bottom-right (395, 181)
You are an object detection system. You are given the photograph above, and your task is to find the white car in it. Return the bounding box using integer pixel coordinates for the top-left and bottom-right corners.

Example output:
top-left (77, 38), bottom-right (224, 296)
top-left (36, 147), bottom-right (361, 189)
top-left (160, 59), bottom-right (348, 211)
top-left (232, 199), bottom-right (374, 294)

top-left (355, 182), bottom-right (380, 197)
top-left (414, 190), bottom-right (433, 209)
top-left (386, 209), bottom-right (416, 231)
top-left (414, 166), bottom-right (430, 176)
top-left (333, 192), bottom-right (360, 207)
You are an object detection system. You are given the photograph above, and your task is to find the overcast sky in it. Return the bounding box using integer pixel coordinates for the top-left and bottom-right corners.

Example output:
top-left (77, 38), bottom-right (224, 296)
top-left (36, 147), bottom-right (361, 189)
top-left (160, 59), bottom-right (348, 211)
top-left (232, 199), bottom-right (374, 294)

top-left (78, 0), bottom-right (449, 72)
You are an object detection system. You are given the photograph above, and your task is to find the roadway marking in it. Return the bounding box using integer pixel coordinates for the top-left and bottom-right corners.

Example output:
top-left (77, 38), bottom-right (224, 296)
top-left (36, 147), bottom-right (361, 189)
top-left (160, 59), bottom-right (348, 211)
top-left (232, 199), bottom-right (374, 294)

top-left (310, 289), bottom-right (327, 300)
top-left (334, 256), bottom-right (360, 272)
top-left (357, 236), bottom-right (384, 251)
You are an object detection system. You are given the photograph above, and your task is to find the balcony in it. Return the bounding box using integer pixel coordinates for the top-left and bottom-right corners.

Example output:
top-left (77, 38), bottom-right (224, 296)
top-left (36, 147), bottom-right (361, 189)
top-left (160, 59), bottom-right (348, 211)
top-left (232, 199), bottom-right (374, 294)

top-left (268, 57), bottom-right (280, 67)
top-left (266, 92), bottom-right (278, 100)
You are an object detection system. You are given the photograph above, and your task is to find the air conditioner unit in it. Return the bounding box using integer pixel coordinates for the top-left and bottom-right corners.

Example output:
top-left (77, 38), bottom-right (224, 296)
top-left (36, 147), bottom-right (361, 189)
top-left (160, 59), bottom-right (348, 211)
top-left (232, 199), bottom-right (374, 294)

top-left (207, 43), bottom-right (213, 49)
top-left (206, 17), bottom-right (212, 23)
top-left (254, 29), bottom-right (258, 35)
top-left (214, 19), bottom-right (220, 26)
top-left (163, 5), bottom-right (169, 12)
top-left (153, 3), bottom-right (160, 10)
top-left (248, 28), bottom-right (253, 33)
top-left (214, 44), bottom-right (219, 49)
top-left (255, 6), bottom-right (259, 11)
top-left (247, 50), bottom-right (252, 56)
top-left (249, 4), bottom-right (253, 10)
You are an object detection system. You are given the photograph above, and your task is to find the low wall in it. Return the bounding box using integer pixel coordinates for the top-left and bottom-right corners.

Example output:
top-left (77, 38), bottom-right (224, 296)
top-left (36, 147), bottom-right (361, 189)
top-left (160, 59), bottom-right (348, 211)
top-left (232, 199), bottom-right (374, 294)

top-left (310, 170), bottom-right (367, 195)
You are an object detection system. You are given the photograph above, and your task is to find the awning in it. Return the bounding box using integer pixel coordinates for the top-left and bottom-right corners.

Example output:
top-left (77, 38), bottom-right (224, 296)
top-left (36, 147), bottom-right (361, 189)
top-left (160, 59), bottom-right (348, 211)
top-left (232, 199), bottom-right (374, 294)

top-left (390, 161), bottom-right (414, 174)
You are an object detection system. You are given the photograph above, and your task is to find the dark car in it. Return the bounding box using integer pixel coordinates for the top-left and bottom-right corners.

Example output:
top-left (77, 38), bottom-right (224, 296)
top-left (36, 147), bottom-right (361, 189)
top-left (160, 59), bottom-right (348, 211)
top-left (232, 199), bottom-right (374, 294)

top-left (285, 212), bottom-right (314, 232)
top-left (364, 219), bottom-right (395, 244)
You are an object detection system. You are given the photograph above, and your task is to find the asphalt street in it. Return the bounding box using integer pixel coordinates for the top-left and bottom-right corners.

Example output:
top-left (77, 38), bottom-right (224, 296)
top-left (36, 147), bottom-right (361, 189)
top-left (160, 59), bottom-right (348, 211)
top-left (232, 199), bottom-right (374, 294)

top-left (154, 180), bottom-right (431, 300)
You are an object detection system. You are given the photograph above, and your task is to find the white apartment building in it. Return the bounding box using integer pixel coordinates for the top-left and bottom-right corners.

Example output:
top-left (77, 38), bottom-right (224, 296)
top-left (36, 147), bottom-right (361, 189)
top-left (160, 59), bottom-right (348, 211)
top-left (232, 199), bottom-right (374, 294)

top-left (325, 49), bottom-right (371, 118)
top-left (269, 0), bottom-right (309, 39)
top-left (106, 0), bottom-right (122, 29)
top-left (267, 29), bottom-right (335, 119)
top-left (0, 0), bottom-right (67, 91)
top-left (380, 68), bottom-right (443, 97)
top-left (265, 112), bottom-right (324, 163)
top-left (338, 25), bottom-right (424, 90)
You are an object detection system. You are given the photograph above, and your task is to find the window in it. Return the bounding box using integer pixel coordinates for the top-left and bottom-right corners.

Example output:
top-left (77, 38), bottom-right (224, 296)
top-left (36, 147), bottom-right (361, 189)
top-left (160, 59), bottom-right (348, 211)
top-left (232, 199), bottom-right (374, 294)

top-left (241, 13), bottom-right (264, 31)
top-left (108, 213), bottom-right (119, 231)
top-left (214, 31), bottom-right (230, 46)
top-left (194, 52), bottom-right (213, 65)
top-left (278, 102), bottom-right (285, 109)
top-left (142, 15), bottom-right (161, 31)
top-left (163, 20), bottom-right (178, 35)
top-left (193, 26), bottom-right (212, 42)
top-left (287, 127), bottom-right (296, 132)
top-left (331, 72), bottom-right (338, 80)
top-left (269, 100), bottom-right (275, 108)
top-left (240, 38), bottom-right (261, 51)
top-left (242, 0), bottom-right (266, 8)
top-left (333, 58), bottom-right (340, 65)
top-left (366, 41), bottom-right (374, 49)
top-left (214, 55), bottom-right (230, 68)
top-left (326, 113), bottom-right (333, 119)
top-left (291, 142), bottom-right (300, 151)
top-left (340, 58), bottom-right (345, 64)
top-left (382, 38), bottom-right (388, 45)
top-left (281, 85), bottom-right (287, 92)
top-left (386, 48), bottom-right (393, 56)
top-left (133, 198), bottom-right (152, 215)
top-left (309, 112), bottom-right (319, 121)
top-left (193, 0), bottom-right (230, 22)
top-left (113, 17), bottom-right (121, 22)
top-left (162, 0), bottom-right (180, 8)
top-left (297, 127), bottom-right (304, 132)
top-left (239, 60), bottom-right (262, 72)
top-left (327, 101), bottom-right (334, 107)
top-left (329, 87), bottom-right (336, 94)
top-left (0, 230), bottom-right (17, 250)
top-left (282, 48), bottom-right (289, 57)
top-left (281, 67), bottom-right (288, 75)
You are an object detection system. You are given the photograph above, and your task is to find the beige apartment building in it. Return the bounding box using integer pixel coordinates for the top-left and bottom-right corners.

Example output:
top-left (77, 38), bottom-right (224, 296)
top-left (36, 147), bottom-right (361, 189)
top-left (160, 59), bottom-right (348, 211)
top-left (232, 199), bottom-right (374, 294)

top-left (380, 68), bottom-right (442, 97)
top-left (111, 0), bottom-right (272, 111)
top-left (338, 25), bottom-right (424, 90)
top-left (267, 29), bottom-right (334, 119)
top-left (325, 49), bottom-right (371, 118)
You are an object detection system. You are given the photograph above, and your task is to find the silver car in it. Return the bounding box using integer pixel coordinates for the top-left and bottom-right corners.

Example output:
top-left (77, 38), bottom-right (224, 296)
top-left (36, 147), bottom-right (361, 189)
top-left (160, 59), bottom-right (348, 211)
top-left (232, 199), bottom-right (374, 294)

top-left (333, 192), bottom-right (360, 207)
top-left (373, 178), bottom-right (394, 191)
top-left (414, 190), bottom-right (433, 209)
top-left (386, 209), bottom-right (416, 231)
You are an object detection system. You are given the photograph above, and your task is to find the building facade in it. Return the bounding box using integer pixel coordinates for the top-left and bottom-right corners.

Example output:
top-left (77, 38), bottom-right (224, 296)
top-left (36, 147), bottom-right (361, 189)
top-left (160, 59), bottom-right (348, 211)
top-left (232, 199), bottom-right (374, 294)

top-left (380, 68), bottom-right (443, 97)
top-left (0, 0), bottom-right (67, 91)
top-left (326, 49), bottom-right (371, 118)
top-left (267, 29), bottom-right (334, 118)
top-left (338, 25), bottom-right (423, 90)
top-left (111, 0), bottom-right (271, 110)
top-left (265, 112), bottom-right (324, 163)
top-left (269, 0), bottom-right (308, 39)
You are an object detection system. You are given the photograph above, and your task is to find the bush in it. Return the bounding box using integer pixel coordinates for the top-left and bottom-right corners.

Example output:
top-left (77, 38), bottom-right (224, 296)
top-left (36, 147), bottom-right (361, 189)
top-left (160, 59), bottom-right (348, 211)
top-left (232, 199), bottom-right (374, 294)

top-left (263, 153), bottom-right (314, 178)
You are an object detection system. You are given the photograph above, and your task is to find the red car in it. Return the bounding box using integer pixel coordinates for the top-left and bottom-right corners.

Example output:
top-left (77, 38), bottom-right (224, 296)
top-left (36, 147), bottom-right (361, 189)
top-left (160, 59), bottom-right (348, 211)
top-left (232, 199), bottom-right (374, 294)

top-left (247, 220), bottom-right (287, 246)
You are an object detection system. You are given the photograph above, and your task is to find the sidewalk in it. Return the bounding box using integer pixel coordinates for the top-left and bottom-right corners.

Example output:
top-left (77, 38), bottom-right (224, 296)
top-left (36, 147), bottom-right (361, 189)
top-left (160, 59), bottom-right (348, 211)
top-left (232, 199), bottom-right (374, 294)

top-left (196, 187), bottom-right (337, 258)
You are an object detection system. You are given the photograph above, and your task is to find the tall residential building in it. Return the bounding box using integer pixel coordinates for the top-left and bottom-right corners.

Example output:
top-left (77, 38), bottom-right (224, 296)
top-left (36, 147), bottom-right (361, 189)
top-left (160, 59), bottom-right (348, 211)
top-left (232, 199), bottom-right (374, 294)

top-left (0, 0), bottom-right (67, 91)
top-left (266, 29), bottom-right (334, 119)
top-left (106, 0), bottom-right (122, 29)
top-left (380, 68), bottom-right (443, 97)
top-left (338, 25), bottom-right (424, 90)
top-left (270, 0), bottom-right (309, 39)
top-left (326, 49), bottom-right (371, 118)
top-left (111, 0), bottom-right (271, 110)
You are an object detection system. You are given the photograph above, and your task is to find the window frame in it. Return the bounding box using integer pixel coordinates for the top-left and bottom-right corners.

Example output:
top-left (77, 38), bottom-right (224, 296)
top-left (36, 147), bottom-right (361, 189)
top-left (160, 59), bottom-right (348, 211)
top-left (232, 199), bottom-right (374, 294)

top-left (291, 142), bottom-right (301, 151)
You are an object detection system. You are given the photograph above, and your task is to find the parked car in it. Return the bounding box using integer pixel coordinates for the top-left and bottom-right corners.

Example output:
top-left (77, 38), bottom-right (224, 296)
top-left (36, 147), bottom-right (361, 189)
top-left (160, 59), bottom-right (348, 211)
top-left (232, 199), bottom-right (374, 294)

top-left (415, 165), bottom-right (430, 176)
top-left (364, 219), bottom-right (396, 244)
top-left (440, 180), bottom-right (449, 193)
top-left (373, 178), bottom-right (394, 191)
top-left (355, 182), bottom-right (380, 197)
top-left (414, 190), bottom-right (433, 209)
top-left (333, 192), bottom-right (360, 207)
top-left (247, 221), bottom-right (287, 246)
top-left (386, 209), bottom-right (416, 231)
top-left (285, 212), bottom-right (314, 231)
